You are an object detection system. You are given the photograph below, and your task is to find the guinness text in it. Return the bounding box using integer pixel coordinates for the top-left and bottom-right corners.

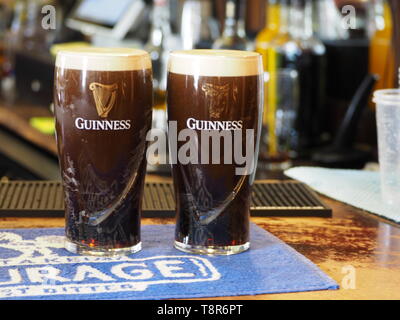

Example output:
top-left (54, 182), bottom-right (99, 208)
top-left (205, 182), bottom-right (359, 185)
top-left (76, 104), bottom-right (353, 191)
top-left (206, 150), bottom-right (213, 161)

top-left (186, 118), bottom-right (243, 131)
top-left (75, 118), bottom-right (131, 131)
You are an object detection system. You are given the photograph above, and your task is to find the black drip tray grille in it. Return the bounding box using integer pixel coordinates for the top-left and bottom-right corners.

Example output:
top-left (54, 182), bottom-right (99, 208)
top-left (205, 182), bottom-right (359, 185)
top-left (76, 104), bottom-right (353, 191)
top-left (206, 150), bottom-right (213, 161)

top-left (0, 180), bottom-right (331, 218)
top-left (0, 181), bottom-right (64, 212)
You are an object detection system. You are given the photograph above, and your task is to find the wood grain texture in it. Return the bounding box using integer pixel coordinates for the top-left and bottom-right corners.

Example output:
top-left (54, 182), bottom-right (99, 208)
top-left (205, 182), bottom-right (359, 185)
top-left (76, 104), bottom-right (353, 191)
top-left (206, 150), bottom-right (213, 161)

top-left (1, 189), bottom-right (399, 300)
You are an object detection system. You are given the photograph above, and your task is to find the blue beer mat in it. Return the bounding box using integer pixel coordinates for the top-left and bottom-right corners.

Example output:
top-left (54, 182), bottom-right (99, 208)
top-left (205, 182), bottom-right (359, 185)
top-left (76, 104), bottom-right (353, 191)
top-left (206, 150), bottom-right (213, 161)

top-left (0, 224), bottom-right (338, 300)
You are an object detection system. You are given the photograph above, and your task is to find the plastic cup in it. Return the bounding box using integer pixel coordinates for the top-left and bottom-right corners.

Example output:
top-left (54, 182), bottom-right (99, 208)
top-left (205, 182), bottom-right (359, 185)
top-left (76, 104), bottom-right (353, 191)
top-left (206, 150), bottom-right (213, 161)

top-left (373, 89), bottom-right (400, 206)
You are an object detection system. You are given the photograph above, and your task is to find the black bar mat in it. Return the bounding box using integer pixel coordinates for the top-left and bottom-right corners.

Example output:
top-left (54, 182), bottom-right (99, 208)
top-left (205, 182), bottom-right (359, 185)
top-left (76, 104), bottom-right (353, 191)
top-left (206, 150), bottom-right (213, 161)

top-left (0, 180), bottom-right (331, 218)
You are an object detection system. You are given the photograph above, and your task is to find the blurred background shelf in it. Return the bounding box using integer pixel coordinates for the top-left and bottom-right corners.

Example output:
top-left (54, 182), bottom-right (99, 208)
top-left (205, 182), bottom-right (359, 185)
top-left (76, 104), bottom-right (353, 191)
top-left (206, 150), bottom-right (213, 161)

top-left (0, 0), bottom-right (398, 180)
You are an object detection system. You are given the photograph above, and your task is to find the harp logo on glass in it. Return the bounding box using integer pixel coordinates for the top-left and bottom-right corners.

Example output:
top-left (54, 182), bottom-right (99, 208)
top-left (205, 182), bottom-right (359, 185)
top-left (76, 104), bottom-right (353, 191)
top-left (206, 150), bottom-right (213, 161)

top-left (90, 82), bottom-right (118, 118)
top-left (74, 82), bottom-right (132, 131)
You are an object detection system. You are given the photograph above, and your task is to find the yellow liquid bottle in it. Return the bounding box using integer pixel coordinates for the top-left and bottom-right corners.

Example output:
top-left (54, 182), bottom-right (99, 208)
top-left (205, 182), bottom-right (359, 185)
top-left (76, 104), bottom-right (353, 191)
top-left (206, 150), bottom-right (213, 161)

top-left (255, 0), bottom-right (281, 70)
top-left (369, 1), bottom-right (395, 94)
top-left (255, 0), bottom-right (281, 159)
top-left (265, 0), bottom-right (291, 158)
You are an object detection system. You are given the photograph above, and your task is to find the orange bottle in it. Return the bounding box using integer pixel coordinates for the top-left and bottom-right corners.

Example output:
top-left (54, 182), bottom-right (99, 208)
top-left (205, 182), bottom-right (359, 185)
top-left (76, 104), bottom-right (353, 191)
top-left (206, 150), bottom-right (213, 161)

top-left (369, 1), bottom-right (395, 94)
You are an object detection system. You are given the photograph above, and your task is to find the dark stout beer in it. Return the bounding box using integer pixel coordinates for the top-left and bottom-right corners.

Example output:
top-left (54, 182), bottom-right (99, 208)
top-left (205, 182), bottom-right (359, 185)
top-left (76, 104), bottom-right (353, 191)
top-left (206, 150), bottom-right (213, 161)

top-left (54, 48), bottom-right (152, 256)
top-left (167, 50), bottom-right (263, 255)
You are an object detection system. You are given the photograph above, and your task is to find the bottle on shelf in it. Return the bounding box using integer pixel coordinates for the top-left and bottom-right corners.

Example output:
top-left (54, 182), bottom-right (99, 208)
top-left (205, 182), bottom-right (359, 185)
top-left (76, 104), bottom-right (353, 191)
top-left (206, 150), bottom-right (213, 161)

top-left (267, 0), bottom-right (291, 54)
top-left (261, 0), bottom-right (292, 162)
top-left (145, 0), bottom-right (174, 172)
top-left (369, 0), bottom-right (395, 93)
top-left (145, 0), bottom-right (173, 111)
top-left (181, 0), bottom-right (219, 50)
top-left (212, 0), bottom-right (252, 51)
top-left (255, 0), bottom-right (281, 70)
top-left (268, 0), bottom-right (327, 158)
top-left (1, 0), bottom-right (25, 103)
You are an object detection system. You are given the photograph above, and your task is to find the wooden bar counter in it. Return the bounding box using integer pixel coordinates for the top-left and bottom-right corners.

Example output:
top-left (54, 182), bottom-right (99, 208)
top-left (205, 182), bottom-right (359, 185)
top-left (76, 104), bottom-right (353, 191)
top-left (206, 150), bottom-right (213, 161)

top-left (0, 104), bottom-right (399, 300)
top-left (1, 176), bottom-right (399, 300)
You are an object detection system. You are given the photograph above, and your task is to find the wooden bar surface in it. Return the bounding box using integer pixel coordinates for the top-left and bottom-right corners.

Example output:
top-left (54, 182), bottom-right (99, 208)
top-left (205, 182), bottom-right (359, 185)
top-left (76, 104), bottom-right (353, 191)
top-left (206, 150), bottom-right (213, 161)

top-left (0, 103), bottom-right (399, 299)
top-left (0, 177), bottom-right (399, 300)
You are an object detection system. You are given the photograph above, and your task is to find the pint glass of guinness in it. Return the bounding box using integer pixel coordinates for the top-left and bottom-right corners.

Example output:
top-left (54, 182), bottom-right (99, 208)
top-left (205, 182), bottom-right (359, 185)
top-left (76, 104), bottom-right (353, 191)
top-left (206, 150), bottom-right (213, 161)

top-left (167, 50), bottom-right (263, 255)
top-left (54, 48), bottom-right (152, 256)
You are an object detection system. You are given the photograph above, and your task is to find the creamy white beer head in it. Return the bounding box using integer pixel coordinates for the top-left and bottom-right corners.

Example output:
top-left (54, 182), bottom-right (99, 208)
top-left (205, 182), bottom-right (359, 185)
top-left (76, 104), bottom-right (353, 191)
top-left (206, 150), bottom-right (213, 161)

top-left (168, 50), bottom-right (263, 77)
top-left (56, 47), bottom-right (151, 71)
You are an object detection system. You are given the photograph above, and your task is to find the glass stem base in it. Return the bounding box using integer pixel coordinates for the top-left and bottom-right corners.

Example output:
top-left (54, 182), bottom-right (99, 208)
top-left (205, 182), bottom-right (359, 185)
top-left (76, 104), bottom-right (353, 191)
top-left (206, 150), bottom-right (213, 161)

top-left (64, 238), bottom-right (142, 257)
top-left (174, 240), bottom-right (250, 255)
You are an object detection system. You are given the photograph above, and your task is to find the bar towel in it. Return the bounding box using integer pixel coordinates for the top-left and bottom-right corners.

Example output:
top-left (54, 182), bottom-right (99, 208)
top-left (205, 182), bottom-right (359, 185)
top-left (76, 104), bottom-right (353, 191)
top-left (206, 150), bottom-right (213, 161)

top-left (285, 166), bottom-right (400, 224)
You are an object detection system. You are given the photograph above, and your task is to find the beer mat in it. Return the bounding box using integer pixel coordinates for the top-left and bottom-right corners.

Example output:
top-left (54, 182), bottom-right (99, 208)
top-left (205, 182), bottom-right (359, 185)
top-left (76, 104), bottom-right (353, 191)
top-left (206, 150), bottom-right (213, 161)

top-left (285, 166), bottom-right (400, 224)
top-left (0, 181), bottom-right (331, 218)
top-left (0, 224), bottom-right (338, 300)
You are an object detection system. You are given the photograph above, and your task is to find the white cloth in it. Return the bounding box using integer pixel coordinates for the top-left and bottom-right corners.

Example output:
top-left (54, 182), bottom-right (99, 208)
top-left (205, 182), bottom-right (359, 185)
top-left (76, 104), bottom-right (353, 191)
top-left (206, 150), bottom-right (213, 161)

top-left (284, 166), bottom-right (400, 224)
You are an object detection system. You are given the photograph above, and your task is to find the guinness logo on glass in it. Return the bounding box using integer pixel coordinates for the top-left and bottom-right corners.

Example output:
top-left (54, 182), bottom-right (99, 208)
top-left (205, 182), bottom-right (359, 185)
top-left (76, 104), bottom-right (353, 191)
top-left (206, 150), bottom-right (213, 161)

top-left (201, 83), bottom-right (229, 119)
top-left (89, 82), bottom-right (118, 118)
top-left (74, 82), bottom-right (130, 131)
